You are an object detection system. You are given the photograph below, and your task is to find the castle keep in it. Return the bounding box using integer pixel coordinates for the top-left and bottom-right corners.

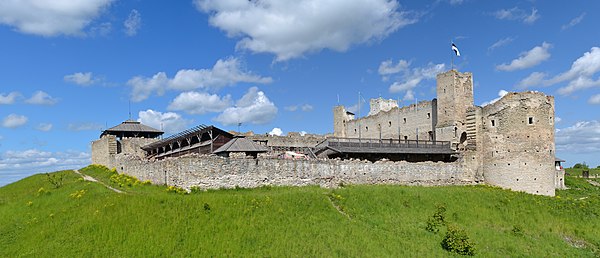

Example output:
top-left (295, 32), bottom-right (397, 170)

top-left (92, 69), bottom-right (563, 196)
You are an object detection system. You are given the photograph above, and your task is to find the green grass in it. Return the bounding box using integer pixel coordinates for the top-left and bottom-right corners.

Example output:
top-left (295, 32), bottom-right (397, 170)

top-left (1, 165), bottom-right (599, 257)
top-left (566, 167), bottom-right (600, 176)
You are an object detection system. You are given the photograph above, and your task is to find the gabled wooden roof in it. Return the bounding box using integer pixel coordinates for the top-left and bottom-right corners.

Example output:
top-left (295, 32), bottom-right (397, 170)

top-left (100, 119), bottom-right (163, 138)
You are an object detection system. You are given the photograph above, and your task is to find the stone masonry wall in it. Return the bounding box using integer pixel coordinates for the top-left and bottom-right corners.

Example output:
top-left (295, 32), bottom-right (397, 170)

top-left (91, 135), bottom-right (116, 167)
top-left (113, 154), bottom-right (475, 190)
top-left (480, 92), bottom-right (556, 196)
top-left (344, 100), bottom-right (435, 141)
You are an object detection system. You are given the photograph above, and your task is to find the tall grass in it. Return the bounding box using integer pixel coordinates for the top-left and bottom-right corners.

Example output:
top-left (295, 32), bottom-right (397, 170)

top-left (0, 165), bottom-right (598, 257)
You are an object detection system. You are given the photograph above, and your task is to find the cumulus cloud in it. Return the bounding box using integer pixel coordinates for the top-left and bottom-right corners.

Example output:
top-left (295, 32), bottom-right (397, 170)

top-left (127, 57), bottom-right (272, 102)
top-left (0, 0), bottom-right (114, 36)
top-left (0, 92), bottom-right (21, 104)
top-left (138, 109), bottom-right (191, 134)
top-left (168, 91), bottom-right (232, 115)
top-left (480, 90), bottom-right (509, 106)
top-left (589, 94), bottom-right (600, 104)
top-left (36, 123), bottom-right (53, 132)
top-left (488, 37), bottom-right (515, 52)
top-left (2, 114), bottom-right (28, 128)
top-left (378, 59), bottom-right (410, 76)
top-left (64, 72), bottom-right (97, 86)
top-left (561, 12), bottom-right (585, 30)
top-left (518, 47), bottom-right (600, 94)
top-left (25, 91), bottom-right (59, 105)
top-left (402, 90), bottom-right (415, 101)
top-left (556, 120), bottom-right (600, 153)
top-left (381, 60), bottom-right (445, 93)
top-left (285, 104), bottom-right (313, 112)
top-left (496, 42), bottom-right (551, 71)
top-left (268, 128), bottom-right (283, 136)
top-left (0, 149), bottom-right (91, 186)
top-left (493, 7), bottom-right (540, 24)
top-left (124, 9), bottom-right (141, 36)
top-left (214, 87), bottom-right (278, 126)
top-left (195, 0), bottom-right (418, 61)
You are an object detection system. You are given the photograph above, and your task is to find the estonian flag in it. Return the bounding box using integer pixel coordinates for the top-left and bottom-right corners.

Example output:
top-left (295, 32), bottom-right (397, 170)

top-left (451, 43), bottom-right (460, 57)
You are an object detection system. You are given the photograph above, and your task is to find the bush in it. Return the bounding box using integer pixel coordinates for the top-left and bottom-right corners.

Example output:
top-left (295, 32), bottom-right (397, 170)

top-left (425, 204), bottom-right (447, 233)
top-left (166, 185), bottom-right (188, 194)
top-left (190, 186), bottom-right (202, 194)
top-left (441, 225), bottom-right (476, 256)
top-left (573, 163), bottom-right (589, 169)
top-left (46, 173), bottom-right (64, 189)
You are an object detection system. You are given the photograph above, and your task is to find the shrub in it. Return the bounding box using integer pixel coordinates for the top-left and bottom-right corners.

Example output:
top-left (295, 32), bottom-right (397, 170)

top-left (46, 173), bottom-right (64, 189)
top-left (110, 173), bottom-right (142, 187)
top-left (166, 185), bottom-right (188, 194)
top-left (425, 204), bottom-right (447, 233)
top-left (573, 163), bottom-right (589, 169)
top-left (441, 225), bottom-right (476, 256)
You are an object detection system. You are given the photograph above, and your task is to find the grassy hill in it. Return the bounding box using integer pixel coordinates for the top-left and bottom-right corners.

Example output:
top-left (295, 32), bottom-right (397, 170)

top-left (1, 165), bottom-right (599, 257)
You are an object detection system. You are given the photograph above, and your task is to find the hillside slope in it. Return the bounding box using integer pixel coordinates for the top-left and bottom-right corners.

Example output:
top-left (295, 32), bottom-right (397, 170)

top-left (1, 165), bottom-right (599, 257)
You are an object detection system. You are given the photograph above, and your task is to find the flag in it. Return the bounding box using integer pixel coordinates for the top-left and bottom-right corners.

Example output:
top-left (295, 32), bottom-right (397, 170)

top-left (452, 43), bottom-right (460, 56)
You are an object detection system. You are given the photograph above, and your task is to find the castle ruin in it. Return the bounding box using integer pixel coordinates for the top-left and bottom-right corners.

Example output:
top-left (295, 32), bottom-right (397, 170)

top-left (91, 69), bottom-right (564, 196)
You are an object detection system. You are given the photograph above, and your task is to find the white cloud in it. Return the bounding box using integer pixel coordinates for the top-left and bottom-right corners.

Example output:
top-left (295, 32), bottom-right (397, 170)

top-left (556, 120), bottom-right (600, 153)
top-left (493, 7), bottom-right (540, 24)
top-left (517, 72), bottom-right (547, 89)
top-left (378, 59), bottom-right (410, 75)
top-left (496, 42), bottom-right (551, 71)
top-left (385, 61), bottom-right (445, 93)
top-left (268, 128), bottom-right (283, 136)
top-left (36, 123), bottom-right (53, 132)
top-left (214, 87), bottom-right (278, 126)
top-left (299, 131), bottom-right (307, 136)
top-left (128, 72), bottom-right (169, 102)
top-left (589, 94), bottom-right (600, 104)
top-left (168, 91), bottom-right (232, 115)
top-left (67, 122), bottom-right (103, 131)
top-left (480, 90), bottom-right (509, 106)
top-left (0, 149), bottom-right (91, 186)
top-left (0, 0), bottom-right (114, 36)
top-left (64, 72), bottom-right (97, 86)
top-left (488, 37), bottom-right (515, 52)
top-left (518, 47), bottom-right (600, 94)
top-left (127, 57), bottom-right (272, 102)
top-left (2, 114), bottom-right (28, 128)
top-left (561, 12), bottom-right (585, 30)
top-left (25, 91), bottom-right (59, 105)
top-left (0, 92), bottom-right (21, 104)
top-left (402, 90), bottom-right (415, 101)
top-left (124, 9), bottom-right (141, 36)
top-left (138, 109), bottom-right (191, 134)
top-left (285, 104), bottom-right (313, 112)
top-left (196, 0), bottom-right (418, 61)
top-left (555, 117), bottom-right (562, 123)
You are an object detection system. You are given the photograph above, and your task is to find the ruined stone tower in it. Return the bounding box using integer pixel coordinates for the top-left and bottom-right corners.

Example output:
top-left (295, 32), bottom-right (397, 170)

top-left (435, 70), bottom-right (474, 145)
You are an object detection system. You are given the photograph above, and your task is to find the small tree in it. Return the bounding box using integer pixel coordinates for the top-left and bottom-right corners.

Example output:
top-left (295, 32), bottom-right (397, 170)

top-left (573, 163), bottom-right (589, 169)
top-left (441, 225), bottom-right (476, 256)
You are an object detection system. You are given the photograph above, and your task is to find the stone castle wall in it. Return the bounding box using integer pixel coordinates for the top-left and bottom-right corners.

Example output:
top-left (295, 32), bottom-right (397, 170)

top-left (91, 135), bottom-right (116, 166)
top-left (248, 134), bottom-right (326, 149)
top-left (113, 154), bottom-right (476, 190)
top-left (339, 100), bottom-right (436, 141)
top-left (480, 92), bottom-right (556, 196)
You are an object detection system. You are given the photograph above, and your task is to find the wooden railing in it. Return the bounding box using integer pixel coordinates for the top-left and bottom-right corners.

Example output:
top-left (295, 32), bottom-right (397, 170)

top-left (323, 137), bottom-right (451, 149)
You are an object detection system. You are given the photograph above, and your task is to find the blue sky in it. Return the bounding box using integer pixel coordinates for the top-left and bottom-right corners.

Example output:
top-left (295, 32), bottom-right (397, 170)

top-left (1, 0), bottom-right (599, 186)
